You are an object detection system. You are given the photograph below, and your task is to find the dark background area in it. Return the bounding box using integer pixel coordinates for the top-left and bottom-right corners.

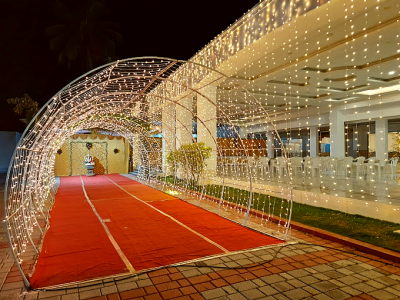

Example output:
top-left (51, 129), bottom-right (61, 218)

top-left (0, 0), bottom-right (259, 132)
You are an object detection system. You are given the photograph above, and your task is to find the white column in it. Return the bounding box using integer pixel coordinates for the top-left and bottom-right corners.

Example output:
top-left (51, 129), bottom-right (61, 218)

top-left (330, 110), bottom-right (345, 157)
top-left (162, 103), bottom-right (176, 174)
top-left (197, 86), bottom-right (217, 176)
top-left (309, 126), bottom-right (319, 157)
top-left (176, 96), bottom-right (193, 148)
top-left (375, 118), bottom-right (388, 163)
top-left (266, 132), bottom-right (274, 158)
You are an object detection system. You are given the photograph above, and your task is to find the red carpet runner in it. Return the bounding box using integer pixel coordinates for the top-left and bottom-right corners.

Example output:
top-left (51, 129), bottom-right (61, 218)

top-left (31, 174), bottom-right (283, 287)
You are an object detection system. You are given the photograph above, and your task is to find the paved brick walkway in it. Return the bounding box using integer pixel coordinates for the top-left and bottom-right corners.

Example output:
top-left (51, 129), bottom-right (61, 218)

top-left (0, 223), bottom-right (399, 300)
top-left (0, 173), bottom-right (399, 300)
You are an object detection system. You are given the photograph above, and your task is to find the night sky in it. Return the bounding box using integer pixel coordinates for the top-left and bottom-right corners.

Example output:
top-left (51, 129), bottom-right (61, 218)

top-left (0, 0), bottom-right (259, 132)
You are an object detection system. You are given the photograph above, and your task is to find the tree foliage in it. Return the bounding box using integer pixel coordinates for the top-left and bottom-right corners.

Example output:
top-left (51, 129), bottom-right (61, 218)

top-left (46, 0), bottom-right (122, 71)
top-left (7, 94), bottom-right (39, 125)
top-left (166, 142), bottom-right (212, 182)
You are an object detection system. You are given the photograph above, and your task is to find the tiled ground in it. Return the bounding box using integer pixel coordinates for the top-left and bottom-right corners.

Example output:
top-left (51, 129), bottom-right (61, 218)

top-left (0, 173), bottom-right (399, 300)
top-left (1, 217), bottom-right (399, 300)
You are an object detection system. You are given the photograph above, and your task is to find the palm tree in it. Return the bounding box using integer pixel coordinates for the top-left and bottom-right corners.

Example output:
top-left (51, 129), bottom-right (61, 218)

top-left (7, 94), bottom-right (39, 124)
top-left (46, 0), bottom-right (122, 71)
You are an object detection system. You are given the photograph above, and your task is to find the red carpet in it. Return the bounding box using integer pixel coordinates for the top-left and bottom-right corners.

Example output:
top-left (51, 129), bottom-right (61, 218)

top-left (31, 174), bottom-right (284, 288)
top-left (30, 176), bottom-right (127, 288)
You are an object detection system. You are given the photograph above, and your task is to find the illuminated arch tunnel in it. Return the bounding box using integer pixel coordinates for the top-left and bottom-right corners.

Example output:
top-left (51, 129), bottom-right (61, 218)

top-left (4, 57), bottom-right (293, 286)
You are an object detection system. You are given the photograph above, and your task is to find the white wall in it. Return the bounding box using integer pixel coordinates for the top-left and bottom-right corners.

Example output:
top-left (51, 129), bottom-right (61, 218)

top-left (0, 131), bottom-right (21, 173)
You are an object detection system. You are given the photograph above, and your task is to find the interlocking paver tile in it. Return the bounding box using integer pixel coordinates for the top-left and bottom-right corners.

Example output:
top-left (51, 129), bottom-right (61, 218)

top-left (211, 279), bottom-right (228, 288)
top-left (310, 265), bottom-right (334, 272)
top-left (201, 288), bottom-right (227, 299)
top-left (283, 288), bottom-right (311, 300)
top-left (330, 260), bottom-right (354, 268)
top-left (328, 279), bottom-right (346, 288)
top-left (79, 289), bottom-right (101, 300)
top-left (155, 281), bottom-right (180, 292)
top-left (144, 293), bottom-right (163, 300)
top-left (226, 293), bottom-right (246, 300)
top-left (273, 293), bottom-right (291, 300)
top-left (385, 286), bottom-right (400, 296)
top-left (249, 256), bottom-right (263, 264)
top-left (194, 282), bottom-right (214, 293)
top-left (287, 269), bottom-right (311, 278)
top-left (205, 259), bottom-right (224, 266)
top-left (369, 290), bottom-right (397, 300)
top-left (270, 282), bottom-right (295, 293)
top-left (360, 270), bottom-right (386, 280)
top-left (120, 288), bottom-right (146, 300)
top-left (311, 281), bottom-right (339, 293)
top-left (340, 286), bottom-right (362, 296)
top-left (224, 262), bottom-right (239, 268)
top-left (137, 279), bottom-right (153, 288)
top-left (260, 274), bottom-right (285, 284)
top-left (228, 254), bottom-right (247, 261)
top-left (180, 286), bottom-right (197, 295)
top-left (336, 275), bottom-right (363, 285)
top-left (100, 285), bottom-right (117, 295)
top-left (357, 263), bottom-right (376, 270)
top-left (160, 288), bottom-right (183, 299)
top-left (310, 273), bottom-right (329, 281)
top-left (323, 270), bottom-right (343, 279)
top-left (170, 273), bottom-right (185, 280)
top-left (149, 269), bottom-right (169, 278)
top-left (346, 265), bottom-right (368, 273)
top-left (260, 255), bottom-right (274, 261)
top-left (352, 282), bottom-right (376, 293)
top-left (336, 268), bottom-right (354, 275)
top-left (231, 281), bottom-right (257, 292)
top-left (182, 270), bottom-right (202, 278)
top-left (392, 284), bottom-right (400, 291)
top-left (24, 292), bottom-right (39, 300)
top-left (238, 272), bottom-right (256, 281)
top-left (224, 275), bottom-right (243, 285)
top-left (251, 269), bottom-right (270, 278)
top-left (280, 273), bottom-right (294, 280)
top-left (313, 294), bottom-right (333, 300)
top-left (376, 276), bottom-right (399, 286)
top-left (388, 274), bottom-right (400, 281)
top-left (251, 278), bottom-right (266, 287)
top-left (287, 279), bottom-right (306, 288)
top-left (366, 280), bottom-right (386, 289)
top-left (304, 267), bottom-right (318, 274)
top-left (60, 294), bottom-right (79, 300)
top-left (222, 286), bottom-right (236, 295)
top-left (325, 289), bottom-right (349, 300)
top-left (298, 275), bottom-right (320, 285)
top-left (353, 274), bottom-right (370, 281)
top-left (117, 281), bottom-right (138, 292)
top-left (240, 288), bottom-right (265, 300)
top-left (302, 285), bottom-right (320, 296)
top-left (38, 290), bottom-right (66, 299)
top-left (144, 286), bottom-right (157, 294)
top-left (258, 285), bottom-right (279, 296)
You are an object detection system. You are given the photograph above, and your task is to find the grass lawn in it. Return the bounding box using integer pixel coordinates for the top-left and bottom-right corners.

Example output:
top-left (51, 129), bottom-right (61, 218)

top-left (161, 177), bottom-right (400, 253)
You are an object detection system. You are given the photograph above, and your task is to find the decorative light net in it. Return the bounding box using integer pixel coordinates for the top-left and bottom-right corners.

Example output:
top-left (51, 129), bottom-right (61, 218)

top-left (4, 57), bottom-right (293, 285)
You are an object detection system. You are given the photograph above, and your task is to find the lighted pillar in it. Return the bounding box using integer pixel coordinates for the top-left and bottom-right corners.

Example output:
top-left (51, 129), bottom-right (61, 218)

top-left (330, 110), bottom-right (345, 157)
top-left (309, 126), bottom-right (319, 157)
top-left (375, 118), bottom-right (388, 163)
top-left (176, 96), bottom-right (193, 148)
top-left (266, 132), bottom-right (274, 158)
top-left (197, 86), bottom-right (217, 176)
top-left (162, 103), bottom-right (176, 174)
